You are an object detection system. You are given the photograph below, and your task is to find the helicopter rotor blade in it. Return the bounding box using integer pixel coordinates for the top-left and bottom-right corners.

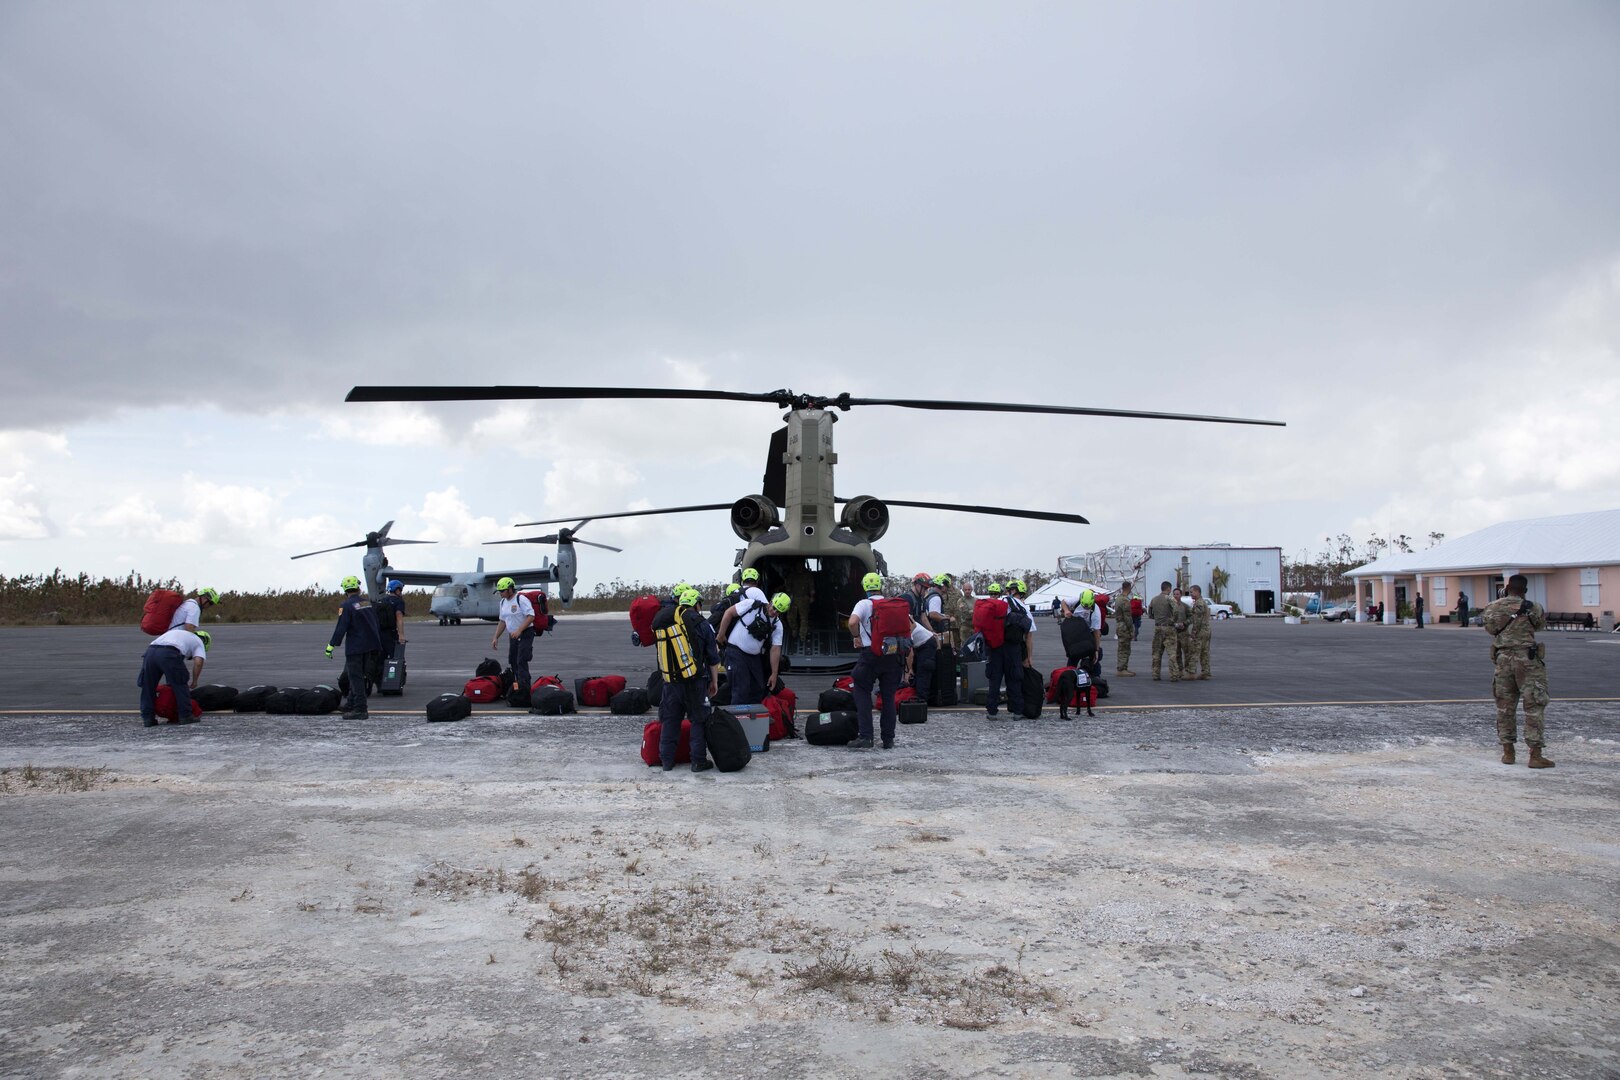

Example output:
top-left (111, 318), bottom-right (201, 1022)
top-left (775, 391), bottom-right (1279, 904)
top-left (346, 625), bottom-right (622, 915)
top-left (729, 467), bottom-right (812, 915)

top-left (570, 538), bottom-right (624, 553)
top-left (483, 534), bottom-right (624, 553)
top-left (872, 498), bottom-right (1091, 525)
top-left (376, 538), bottom-right (436, 548)
top-left (513, 503), bottom-right (733, 528)
top-left (290, 540), bottom-right (367, 560)
top-left (842, 396), bottom-right (1282, 427)
top-left (347, 385), bottom-right (1282, 427)
top-left (348, 386), bottom-right (792, 406)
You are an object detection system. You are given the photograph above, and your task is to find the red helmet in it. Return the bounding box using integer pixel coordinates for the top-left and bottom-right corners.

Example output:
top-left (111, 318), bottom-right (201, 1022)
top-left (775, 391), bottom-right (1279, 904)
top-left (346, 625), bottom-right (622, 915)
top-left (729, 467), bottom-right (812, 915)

top-left (913, 573), bottom-right (932, 584)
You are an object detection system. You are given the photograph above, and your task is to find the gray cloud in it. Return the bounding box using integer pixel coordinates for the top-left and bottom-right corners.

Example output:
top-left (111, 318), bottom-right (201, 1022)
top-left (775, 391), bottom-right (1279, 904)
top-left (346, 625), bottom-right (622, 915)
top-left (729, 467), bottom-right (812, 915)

top-left (2, 0), bottom-right (1617, 445)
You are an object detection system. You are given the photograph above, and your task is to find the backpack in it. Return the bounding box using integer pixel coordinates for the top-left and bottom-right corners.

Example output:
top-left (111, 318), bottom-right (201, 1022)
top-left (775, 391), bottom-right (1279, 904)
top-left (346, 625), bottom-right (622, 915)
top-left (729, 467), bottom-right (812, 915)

top-left (475, 658), bottom-right (502, 678)
top-left (140, 589), bottom-right (185, 636)
top-left (972, 599), bottom-right (1008, 649)
top-left (1130, 597), bottom-right (1144, 618)
top-left (520, 590), bottom-right (555, 634)
top-left (653, 605), bottom-right (702, 681)
top-left (530, 674), bottom-right (564, 696)
top-left (1003, 600), bottom-right (1032, 644)
top-left (868, 597), bottom-right (912, 656)
top-left (425, 693), bottom-right (472, 723)
top-left (629, 594), bottom-right (660, 647)
top-left (704, 710), bottom-right (752, 772)
top-left (1061, 615), bottom-right (1098, 660)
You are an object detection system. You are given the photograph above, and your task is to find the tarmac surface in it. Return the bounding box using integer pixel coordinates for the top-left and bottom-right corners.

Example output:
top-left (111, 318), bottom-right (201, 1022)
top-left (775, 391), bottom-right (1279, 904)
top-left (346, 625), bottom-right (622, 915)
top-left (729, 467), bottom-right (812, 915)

top-left (4, 613), bottom-right (1618, 714)
top-left (3, 616), bottom-right (1618, 1079)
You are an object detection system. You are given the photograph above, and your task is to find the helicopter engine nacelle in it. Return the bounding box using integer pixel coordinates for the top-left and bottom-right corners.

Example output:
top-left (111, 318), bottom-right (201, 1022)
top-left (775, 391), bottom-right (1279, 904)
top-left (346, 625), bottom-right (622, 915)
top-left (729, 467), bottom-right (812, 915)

top-left (839, 496), bottom-right (889, 542)
top-left (730, 495), bottom-right (781, 542)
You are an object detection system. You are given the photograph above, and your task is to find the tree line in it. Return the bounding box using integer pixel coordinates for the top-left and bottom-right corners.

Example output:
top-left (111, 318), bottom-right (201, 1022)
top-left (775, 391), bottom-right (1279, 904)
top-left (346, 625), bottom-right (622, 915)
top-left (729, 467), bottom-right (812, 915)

top-left (1281, 531), bottom-right (1446, 595)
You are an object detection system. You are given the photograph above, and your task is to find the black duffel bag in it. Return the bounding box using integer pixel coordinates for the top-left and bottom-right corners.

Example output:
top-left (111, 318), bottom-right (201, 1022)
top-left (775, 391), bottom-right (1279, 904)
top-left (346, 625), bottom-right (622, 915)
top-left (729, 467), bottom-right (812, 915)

top-left (426, 693), bottom-right (472, 723)
top-left (296, 685), bottom-right (342, 715)
top-left (818, 687), bottom-right (855, 712)
top-left (191, 684), bottom-right (238, 712)
top-left (234, 685), bottom-right (277, 713)
top-left (610, 687), bottom-right (651, 715)
top-left (804, 710), bottom-right (858, 746)
top-left (529, 686), bottom-right (576, 715)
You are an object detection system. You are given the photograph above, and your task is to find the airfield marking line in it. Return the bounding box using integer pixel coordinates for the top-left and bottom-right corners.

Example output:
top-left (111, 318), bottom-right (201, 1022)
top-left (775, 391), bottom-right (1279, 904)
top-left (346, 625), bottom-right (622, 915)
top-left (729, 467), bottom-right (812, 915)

top-left (7, 697), bottom-right (1620, 717)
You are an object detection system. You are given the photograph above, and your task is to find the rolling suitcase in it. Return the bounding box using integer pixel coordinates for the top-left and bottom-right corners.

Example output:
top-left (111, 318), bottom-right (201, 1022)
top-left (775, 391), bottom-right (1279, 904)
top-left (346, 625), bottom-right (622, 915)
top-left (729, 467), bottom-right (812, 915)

top-left (378, 644), bottom-right (406, 696)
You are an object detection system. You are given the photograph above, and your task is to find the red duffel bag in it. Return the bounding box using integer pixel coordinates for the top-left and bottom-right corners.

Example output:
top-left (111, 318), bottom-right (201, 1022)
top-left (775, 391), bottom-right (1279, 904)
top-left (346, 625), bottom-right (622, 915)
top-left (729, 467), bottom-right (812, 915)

top-left (154, 684), bottom-right (202, 721)
top-left (463, 676), bottom-right (503, 704)
top-left (578, 675), bottom-right (628, 708)
top-left (641, 719), bottom-right (692, 766)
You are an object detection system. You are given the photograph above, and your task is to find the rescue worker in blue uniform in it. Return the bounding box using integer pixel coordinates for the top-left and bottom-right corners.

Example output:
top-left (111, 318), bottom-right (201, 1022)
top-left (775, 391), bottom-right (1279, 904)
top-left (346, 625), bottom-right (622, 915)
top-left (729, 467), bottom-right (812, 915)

top-left (653, 586), bottom-right (721, 772)
top-left (326, 575), bottom-right (383, 719)
top-left (848, 572), bottom-right (909, 750)
top-left (138, 628), bottom-right (209, 726)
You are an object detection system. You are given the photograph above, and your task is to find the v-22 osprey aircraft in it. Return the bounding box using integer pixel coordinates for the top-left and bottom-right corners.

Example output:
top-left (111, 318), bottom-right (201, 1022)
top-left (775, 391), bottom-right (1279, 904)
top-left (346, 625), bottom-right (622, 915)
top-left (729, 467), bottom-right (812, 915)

top-left (290, 520), bottom-right (620, 624)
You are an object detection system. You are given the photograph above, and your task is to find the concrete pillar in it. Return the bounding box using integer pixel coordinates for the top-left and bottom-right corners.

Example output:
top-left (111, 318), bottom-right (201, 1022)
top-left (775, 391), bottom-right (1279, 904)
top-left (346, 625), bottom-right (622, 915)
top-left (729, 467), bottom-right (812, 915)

top-left (1382, 575), bottom-right (1396, 623)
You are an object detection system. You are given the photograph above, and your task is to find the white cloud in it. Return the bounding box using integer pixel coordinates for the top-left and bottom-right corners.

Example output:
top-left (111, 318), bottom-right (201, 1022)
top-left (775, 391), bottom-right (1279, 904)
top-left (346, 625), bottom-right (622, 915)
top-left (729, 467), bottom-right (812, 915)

top-left (316, 403), bottom-right (448, 448)
top-left (0, 472), bottom-right (54, 540)
top-left (407, 486), bottom-right (504, 547)
top-left (87, 493), bottom-right (165, 540)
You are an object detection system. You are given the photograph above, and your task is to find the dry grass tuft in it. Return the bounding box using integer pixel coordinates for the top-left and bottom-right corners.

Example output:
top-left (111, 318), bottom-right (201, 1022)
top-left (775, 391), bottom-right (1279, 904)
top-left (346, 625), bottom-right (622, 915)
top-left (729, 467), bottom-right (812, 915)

top-left (0, 764), bottom-right (112, 795)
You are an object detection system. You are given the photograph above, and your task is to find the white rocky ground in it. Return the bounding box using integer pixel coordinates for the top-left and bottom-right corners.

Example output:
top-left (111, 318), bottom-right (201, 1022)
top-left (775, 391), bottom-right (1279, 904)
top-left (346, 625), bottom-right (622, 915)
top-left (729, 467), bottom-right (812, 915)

top-left (1, 704), bottom-right (1617, 1079)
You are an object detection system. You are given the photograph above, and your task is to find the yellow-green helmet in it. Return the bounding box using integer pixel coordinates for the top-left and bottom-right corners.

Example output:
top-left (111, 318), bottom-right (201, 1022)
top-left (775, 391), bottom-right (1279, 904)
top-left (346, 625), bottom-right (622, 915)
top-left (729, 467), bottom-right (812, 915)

top-left (1010, 578), bottom-right (1027, 594)
top-left (678, 587), bottom-right (701, 608)
top-left (933, 573), bottom-right (951, 587)
top-left (496, 576), bottom-right (517, 592)
top-left (340, 575), bottom-right (361, 592)
top-left (724, 583), bottom-right (741, 596)
top-left (772, 592), bottom-right (791, 613)
top-left (861, 572), bottom-right (883, 593)
top-left (740, 568), bottom-right (759, 583)
top-left (195, 630), bottom-right (212, 649)
top-left (198, 587), bottom-right (220, 605)
top-left (1080, 589), bottom-right (1095, 607)
top-left (987, 582), bottom-right (1002, 594)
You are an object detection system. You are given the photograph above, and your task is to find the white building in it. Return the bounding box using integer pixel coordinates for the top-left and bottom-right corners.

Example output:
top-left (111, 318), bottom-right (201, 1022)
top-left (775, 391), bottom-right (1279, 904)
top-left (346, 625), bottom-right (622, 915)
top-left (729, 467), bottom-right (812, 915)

top-left (1345, 508), bottom-right (1620, 626)
top-left (1061, 544), bottom-right (1282, 614)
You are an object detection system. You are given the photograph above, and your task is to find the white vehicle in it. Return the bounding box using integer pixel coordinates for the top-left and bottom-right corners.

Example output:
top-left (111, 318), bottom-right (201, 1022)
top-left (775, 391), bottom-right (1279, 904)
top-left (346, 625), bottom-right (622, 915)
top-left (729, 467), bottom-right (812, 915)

top-left (1180, 595), bottom-right (1235, 619)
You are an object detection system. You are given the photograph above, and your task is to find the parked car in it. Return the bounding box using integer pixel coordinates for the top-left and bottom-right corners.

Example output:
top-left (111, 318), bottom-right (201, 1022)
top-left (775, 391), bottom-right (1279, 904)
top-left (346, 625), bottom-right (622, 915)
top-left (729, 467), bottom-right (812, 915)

top-left (1180, 596), bottom-right (1235, 619)
top-left (1320, 604), bottom-right (1355, 622)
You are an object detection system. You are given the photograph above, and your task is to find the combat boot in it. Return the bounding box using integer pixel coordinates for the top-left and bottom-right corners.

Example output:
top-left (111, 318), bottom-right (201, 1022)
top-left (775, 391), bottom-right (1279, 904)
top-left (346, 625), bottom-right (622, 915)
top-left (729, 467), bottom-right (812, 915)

top-left (1118, 670), bottom-right (1136, 678)
top-left (1500, 743), bottom-right (1515, 765)
top-left (1528, 747), bottom-right (1555, 769)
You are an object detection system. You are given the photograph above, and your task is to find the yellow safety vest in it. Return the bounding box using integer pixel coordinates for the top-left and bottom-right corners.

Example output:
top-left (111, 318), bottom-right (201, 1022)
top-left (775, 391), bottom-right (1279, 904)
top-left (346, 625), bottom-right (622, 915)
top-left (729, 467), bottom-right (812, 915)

top-left (655, 605), bottom-right (701, 680)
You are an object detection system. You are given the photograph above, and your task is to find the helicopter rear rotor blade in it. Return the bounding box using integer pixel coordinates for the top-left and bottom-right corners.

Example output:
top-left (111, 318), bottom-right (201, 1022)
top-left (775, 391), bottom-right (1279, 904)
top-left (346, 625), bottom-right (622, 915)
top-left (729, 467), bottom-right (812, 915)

top-left (874, 498), bottom-right (1091, 525)
top-left (290, 540), bottom-right (367, 560)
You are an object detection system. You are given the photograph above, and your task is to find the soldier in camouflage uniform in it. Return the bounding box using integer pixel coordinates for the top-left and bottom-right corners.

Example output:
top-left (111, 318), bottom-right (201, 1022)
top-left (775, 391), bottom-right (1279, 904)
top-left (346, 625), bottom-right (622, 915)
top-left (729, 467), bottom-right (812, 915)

top-left (1146, 581), bottom-right (1182, 681)
top-left (1187, 585), bottom-right (1213, 679)
top-left (1482, 574), bottom-right (1554, 768)
top-left (1171, 587), bottom-right (1193, 680)
top-left (929, 574), bottom-right (966, 649)
top-left (1111, 581), bottom-right (1136, 676)
top-left (782, 561), bottom-right (815, 644)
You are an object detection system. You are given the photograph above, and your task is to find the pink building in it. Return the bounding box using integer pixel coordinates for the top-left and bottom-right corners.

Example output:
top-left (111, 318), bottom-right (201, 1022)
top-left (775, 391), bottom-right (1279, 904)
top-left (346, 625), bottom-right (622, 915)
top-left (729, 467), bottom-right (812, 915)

top-left (1344, 508), bottom-right (1620, 627)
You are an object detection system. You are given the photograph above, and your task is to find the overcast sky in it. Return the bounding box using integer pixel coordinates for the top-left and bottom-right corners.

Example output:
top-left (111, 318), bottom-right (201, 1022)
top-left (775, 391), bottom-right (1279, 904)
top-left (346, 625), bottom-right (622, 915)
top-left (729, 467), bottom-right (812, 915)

top-left (2, 0), bottom-right (1617, 597)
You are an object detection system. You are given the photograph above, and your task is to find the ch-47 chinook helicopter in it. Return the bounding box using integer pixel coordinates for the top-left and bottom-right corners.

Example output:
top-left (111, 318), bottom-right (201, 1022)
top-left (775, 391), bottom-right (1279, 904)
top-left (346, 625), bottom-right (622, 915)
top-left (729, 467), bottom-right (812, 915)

top-left (289, 519), bottom-right (620, 624)
top-left (344, 386), bottom-right (1283, 668)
